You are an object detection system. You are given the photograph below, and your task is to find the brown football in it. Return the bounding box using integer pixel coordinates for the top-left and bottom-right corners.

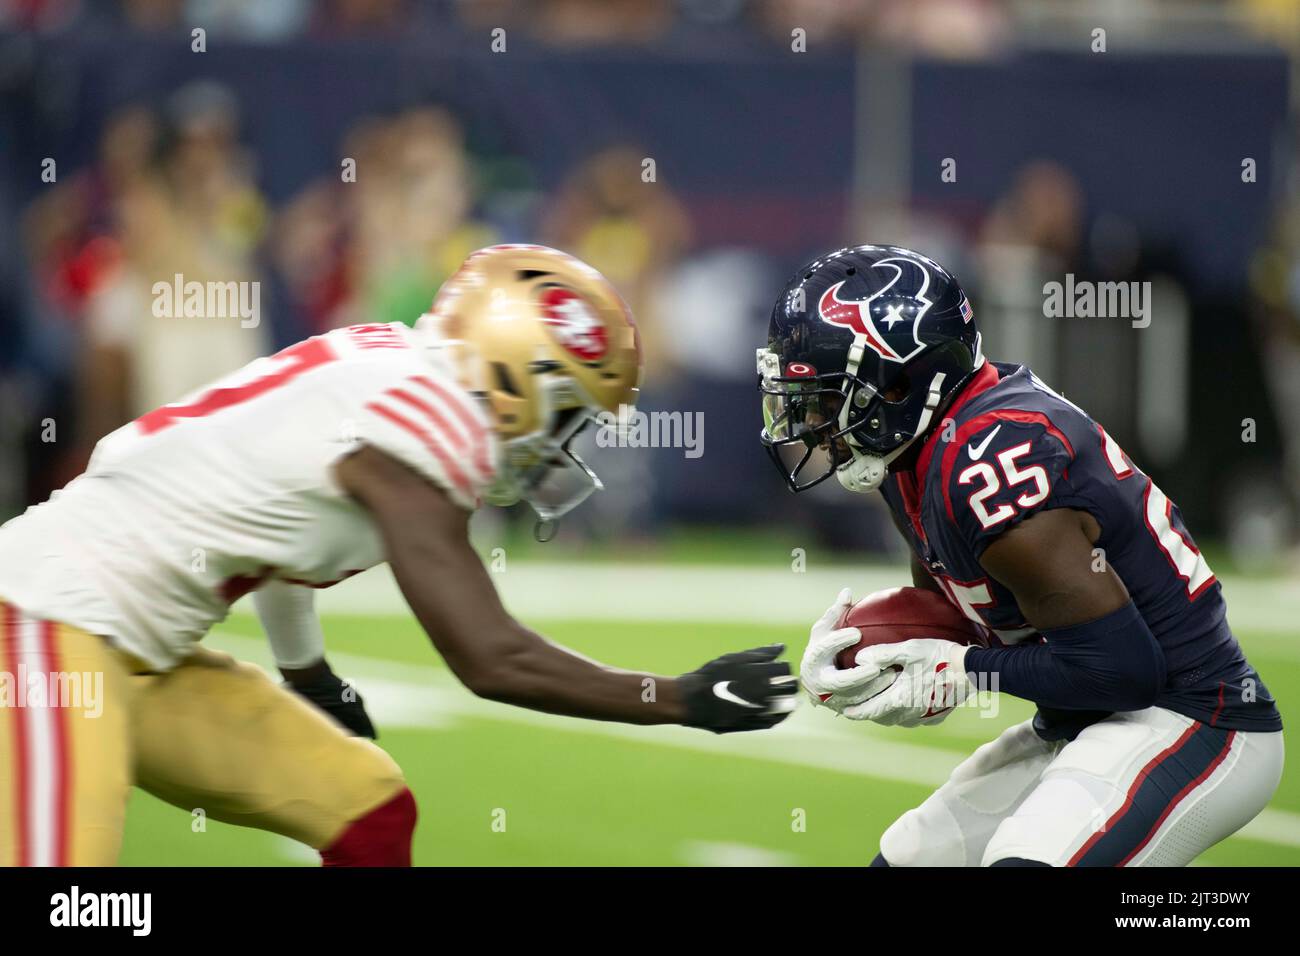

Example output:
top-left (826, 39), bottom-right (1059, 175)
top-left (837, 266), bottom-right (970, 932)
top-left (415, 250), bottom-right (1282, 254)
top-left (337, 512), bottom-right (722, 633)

top-left (834, 586), bottom-right (992, 671)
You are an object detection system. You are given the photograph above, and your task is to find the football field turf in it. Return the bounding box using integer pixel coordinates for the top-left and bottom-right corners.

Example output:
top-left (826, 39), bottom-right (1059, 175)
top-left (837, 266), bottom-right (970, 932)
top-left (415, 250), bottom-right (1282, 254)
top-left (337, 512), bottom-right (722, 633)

top-left (118, 561), bottom-right (1300, 866)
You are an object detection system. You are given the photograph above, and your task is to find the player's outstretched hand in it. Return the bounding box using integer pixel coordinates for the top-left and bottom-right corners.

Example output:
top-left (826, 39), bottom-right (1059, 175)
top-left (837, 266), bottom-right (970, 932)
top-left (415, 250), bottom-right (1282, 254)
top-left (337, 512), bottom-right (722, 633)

top-left (677, 644), bottom-right (799, 734)
top-left (286, 668), bottom-right (378, 739)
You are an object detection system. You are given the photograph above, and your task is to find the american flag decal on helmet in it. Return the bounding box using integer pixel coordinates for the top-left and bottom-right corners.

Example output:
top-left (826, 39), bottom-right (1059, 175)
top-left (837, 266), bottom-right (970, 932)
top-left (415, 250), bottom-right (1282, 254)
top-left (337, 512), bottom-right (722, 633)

top-left (959, 297), bottom-right (974, 324)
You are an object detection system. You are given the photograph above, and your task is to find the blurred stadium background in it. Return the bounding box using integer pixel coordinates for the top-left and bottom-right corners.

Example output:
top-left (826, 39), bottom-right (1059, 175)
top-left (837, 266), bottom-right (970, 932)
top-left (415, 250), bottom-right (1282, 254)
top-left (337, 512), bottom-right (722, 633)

top-left (3, 0), bottom-right (1300, 865)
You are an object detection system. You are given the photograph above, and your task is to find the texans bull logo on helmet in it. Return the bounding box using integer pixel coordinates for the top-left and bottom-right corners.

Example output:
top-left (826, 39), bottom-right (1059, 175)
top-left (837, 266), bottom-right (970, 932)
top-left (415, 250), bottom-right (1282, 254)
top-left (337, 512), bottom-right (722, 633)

top-left (816, 256), bottom-right (934, 364)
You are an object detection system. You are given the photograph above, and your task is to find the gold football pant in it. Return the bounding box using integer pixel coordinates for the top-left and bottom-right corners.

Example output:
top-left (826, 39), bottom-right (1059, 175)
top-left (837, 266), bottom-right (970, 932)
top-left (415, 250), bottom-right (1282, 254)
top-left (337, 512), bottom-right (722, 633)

top-left (0, 599), bottom-right (408, 865)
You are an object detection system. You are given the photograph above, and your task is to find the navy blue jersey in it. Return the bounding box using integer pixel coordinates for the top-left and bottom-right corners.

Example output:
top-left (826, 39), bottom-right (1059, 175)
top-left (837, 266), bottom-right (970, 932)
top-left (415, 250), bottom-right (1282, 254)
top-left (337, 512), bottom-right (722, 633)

top-left (880, 361), bottom-right (1281, 732)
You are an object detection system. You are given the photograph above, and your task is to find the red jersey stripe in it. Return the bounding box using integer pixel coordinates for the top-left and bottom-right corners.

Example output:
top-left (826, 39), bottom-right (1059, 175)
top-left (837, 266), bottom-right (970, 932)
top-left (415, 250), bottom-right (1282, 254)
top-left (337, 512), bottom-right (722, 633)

top-left (409, 375), bottom-right (493, 477)
top-left (365, 401), bottom-right (474, 497)
top-left (385, 386), bottom-right (478, 466)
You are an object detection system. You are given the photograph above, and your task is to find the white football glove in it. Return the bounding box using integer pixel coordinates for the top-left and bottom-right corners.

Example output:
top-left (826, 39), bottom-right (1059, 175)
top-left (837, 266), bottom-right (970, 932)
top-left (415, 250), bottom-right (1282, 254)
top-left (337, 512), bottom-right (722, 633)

top-left (799, 588), bottom-right (894, 716)
top-left (841, 638), bottom-right (975, 727)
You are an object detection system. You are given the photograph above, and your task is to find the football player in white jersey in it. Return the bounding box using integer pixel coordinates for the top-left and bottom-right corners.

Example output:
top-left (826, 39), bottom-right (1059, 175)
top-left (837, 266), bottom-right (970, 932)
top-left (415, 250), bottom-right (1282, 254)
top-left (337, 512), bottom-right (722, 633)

top-left (0, 245), bottom-right (796, 866)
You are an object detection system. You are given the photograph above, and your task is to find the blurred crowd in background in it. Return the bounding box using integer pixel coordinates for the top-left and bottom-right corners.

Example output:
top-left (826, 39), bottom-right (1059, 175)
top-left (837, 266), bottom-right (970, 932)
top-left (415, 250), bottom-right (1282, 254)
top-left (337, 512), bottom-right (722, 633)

top-left (5, 0), bottom-right (1300, 53)
top-left (3, 0), bottom-right (1300, 568)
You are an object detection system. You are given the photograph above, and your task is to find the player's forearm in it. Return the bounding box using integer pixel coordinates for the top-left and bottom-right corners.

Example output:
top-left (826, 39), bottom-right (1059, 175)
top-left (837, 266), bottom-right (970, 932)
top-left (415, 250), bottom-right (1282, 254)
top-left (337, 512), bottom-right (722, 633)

top-left (462, 623), bottom-right (685, 725)
top-left (403, 581), bottom-right (686, 723)
top-left (344, 447), bottom-right (684, 726)
top-left (381, 530), bottom-right (684, 724)
top-left (964, 601), bottom-right (1166, 711)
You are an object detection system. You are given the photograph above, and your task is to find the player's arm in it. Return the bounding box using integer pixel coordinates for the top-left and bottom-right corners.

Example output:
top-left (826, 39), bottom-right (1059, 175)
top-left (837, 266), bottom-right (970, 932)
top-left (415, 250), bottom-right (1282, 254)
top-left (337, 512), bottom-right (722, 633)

top-left (335, 445), bottom-right (796, 732)
top-left (842, 420), bottom-right (1165, 727)
top-left (947, 418), bottom-right (1165, 712)
top-left (841, 507), bottom-right (1166, 726)
top-left (254, 581), bottom-right (377, 738)
top-left (965, 507), bottom-right (1166, 711)
top-left (255, 580), bottom-right (326, 672)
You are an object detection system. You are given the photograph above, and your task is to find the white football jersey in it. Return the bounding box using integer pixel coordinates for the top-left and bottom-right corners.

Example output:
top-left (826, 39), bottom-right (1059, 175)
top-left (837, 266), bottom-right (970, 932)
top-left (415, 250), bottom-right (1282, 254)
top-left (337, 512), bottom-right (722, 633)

top-left (0, 322), bottom-right (497, 670)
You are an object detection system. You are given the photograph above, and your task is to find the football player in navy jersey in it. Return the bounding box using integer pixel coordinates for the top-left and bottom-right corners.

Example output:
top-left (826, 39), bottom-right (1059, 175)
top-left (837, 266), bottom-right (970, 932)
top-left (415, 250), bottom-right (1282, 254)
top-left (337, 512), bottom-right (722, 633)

top-left (760, 244), bottom-right (1283, 867)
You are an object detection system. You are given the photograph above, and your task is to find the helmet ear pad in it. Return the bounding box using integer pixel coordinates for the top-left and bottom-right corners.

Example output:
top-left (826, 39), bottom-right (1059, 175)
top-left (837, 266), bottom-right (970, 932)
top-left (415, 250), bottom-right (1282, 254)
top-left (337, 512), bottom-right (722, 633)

top-left (836, 365), bottom-right (955, 493)
top-left (835, 451), bottom-right (889, 494)
top-left (843, 340), bottom-right (977, 457)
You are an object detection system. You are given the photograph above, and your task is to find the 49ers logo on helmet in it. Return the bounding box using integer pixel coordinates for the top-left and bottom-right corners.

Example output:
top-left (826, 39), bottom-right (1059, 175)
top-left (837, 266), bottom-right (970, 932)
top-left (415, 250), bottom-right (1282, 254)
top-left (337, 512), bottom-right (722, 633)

top-left (539, 287), bottom-right (608, 362)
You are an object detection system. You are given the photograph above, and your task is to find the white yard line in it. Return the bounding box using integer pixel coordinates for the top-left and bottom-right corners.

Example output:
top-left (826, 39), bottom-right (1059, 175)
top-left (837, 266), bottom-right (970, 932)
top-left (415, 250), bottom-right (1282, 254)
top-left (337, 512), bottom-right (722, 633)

top-left (233, 562), bottom-right (1300, 656)
top-left (236, 562), bottom-right (910, 625)
top-left (210, 631), bottom-right (1300, 853)
top-left (680, 841), bottom-right (797, 867)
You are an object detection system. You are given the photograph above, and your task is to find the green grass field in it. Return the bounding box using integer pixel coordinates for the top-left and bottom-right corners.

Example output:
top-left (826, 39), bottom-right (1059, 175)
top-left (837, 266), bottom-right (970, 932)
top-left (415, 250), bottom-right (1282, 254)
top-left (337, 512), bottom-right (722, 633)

top-left (115, 559), bottom-right (1300, 867)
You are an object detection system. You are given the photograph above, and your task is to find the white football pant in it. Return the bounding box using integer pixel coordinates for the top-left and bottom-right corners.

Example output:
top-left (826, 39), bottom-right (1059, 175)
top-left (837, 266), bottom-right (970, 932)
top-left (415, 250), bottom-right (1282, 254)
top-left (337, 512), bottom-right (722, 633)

top-left (878, 707), bottom-right (1284, 866)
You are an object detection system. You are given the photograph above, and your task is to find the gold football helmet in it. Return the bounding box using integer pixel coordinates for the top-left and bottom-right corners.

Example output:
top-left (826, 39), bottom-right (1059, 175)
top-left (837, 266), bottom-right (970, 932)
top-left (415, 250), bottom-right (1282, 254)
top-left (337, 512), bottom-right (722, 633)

top-left (417, 244), bottom-right (642, 521)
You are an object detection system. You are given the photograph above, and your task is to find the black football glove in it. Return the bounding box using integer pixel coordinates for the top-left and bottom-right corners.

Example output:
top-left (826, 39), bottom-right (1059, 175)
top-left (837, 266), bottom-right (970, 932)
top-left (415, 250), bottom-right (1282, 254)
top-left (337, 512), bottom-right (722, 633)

top-left (677, 644), bottom-right (799, 734)
top-left (286, 670), bottom-right (378, 739)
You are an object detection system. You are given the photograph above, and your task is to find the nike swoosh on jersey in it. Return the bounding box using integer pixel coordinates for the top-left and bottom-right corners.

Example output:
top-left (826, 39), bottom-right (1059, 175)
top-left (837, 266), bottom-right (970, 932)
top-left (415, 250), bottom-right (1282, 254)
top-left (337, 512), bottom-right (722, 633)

top-left (967, 424), bottom-right (1002, 460)
top-left (712, 681), bottom-right (762, 708)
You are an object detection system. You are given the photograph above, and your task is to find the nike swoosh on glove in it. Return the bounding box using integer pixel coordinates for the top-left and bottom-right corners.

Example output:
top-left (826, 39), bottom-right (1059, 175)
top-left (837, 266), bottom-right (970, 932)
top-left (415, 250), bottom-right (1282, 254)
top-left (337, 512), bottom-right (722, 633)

top-left (678, 644), bottom-right (800, 734)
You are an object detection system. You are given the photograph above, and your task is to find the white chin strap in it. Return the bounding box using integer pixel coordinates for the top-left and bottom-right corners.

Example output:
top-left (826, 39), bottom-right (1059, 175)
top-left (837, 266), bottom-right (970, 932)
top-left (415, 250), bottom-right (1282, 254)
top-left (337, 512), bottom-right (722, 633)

top-left (835, 449), bottom-right (895, 494)
top-left (836, 371), bottom-right (947, 494)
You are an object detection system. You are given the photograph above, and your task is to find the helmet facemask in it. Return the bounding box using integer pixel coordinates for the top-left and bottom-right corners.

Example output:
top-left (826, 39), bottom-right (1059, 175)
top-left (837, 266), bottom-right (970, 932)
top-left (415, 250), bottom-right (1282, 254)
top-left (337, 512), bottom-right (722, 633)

top-left (480, 358), bottom-right (606, 522)
top-left (758, 348), bottom-right (861, 492)
top-left (758, 343), bottom-right (967, 494)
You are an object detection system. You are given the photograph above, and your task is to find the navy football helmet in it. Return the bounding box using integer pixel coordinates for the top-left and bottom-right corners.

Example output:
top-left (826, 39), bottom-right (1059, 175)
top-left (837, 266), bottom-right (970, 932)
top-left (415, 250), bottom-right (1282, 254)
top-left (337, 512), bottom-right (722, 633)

top-left (758, 244), bottom-right (982, 493)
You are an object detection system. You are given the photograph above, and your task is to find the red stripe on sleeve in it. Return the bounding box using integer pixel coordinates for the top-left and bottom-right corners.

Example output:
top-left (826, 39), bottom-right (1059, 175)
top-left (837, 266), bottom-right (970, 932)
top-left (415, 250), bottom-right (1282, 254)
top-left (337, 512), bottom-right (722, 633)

top-left (365, 401), bottom-right (474, 497)
top-left (388, 382), bottom-right (494, 484)
top-left (409, 375), bottom-right (493, 477)
top-left (386, 388), bottom-right (471, 453)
